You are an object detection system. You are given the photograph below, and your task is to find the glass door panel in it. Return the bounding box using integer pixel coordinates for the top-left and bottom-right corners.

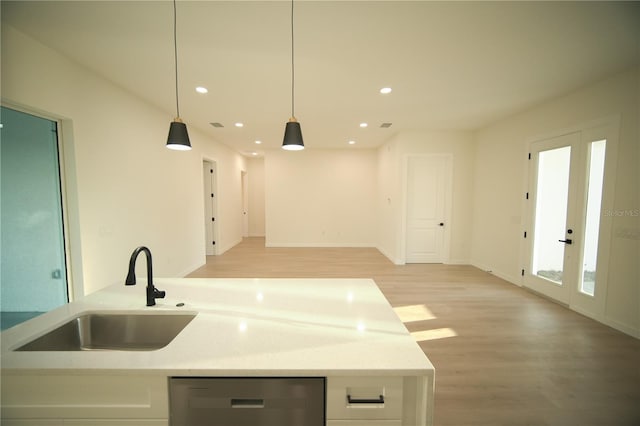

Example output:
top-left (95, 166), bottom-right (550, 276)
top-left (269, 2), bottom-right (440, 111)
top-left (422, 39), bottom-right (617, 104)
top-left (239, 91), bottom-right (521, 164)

top-left (0, 106), bottom-right (68, 330)
top-left (532, 146), bottom-right (571, 285)
top-left (525, 132), bottom-right (580, 305)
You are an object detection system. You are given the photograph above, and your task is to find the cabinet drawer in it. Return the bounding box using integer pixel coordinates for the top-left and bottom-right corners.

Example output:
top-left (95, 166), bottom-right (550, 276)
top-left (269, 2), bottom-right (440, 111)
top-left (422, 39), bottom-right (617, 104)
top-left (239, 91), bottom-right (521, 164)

top-left (327, 376), bottom-right (403, 420)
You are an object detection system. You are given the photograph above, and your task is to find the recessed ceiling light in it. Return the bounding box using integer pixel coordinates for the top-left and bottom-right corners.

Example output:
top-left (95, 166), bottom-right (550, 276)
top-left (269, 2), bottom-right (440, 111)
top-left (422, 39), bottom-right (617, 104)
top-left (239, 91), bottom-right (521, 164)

top-left (255, 140), bottom-right (262, 145)
top-left (359, 123), bottom-right (368, 128)
top-left (252, 152), bottom-right (258, 156)
top-left (380, 87), bottom-right (392, 94)
top-left (234, 122), bottom-right (244, 128)
top-left (348, 140), bottom-right (356, 145)
top-left (195, 86), bottom-right (208, 94)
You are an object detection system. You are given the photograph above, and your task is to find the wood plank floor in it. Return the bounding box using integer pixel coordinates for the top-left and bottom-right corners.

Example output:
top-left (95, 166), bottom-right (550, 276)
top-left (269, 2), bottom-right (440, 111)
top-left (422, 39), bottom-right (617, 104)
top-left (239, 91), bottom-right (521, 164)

top-left (188, 238), bottom-right (640, 426)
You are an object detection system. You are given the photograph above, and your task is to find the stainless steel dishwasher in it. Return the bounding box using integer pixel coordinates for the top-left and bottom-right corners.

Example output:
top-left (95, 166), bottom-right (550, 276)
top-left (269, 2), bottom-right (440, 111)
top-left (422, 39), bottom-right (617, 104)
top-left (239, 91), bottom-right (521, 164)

top-left (169, 377), bottom-right (325, 426)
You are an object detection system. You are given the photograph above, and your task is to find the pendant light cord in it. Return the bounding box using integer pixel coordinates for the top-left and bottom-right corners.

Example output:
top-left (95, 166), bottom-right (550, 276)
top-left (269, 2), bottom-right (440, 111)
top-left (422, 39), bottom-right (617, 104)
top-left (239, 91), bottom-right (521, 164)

top-left (173, 0), bottom-right (180, 118)
top-left (290, 0), bottom-right (295, 118)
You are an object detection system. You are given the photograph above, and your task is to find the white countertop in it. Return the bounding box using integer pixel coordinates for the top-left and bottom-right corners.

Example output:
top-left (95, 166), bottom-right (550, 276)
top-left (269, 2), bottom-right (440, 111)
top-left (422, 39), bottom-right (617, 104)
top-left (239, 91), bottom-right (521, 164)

top-left (0, 278), bottom-right (434, 377)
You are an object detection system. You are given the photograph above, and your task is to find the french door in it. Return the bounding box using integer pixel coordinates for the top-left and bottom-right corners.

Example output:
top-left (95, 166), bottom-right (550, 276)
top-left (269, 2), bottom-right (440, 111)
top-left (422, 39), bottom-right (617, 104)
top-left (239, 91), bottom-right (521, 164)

top-left (525, 122), bottom-right (615, 317)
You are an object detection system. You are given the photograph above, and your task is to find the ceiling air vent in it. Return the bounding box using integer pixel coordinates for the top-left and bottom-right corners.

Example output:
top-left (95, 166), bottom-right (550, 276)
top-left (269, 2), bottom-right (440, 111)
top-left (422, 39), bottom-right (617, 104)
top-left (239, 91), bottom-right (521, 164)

top-left (210, 122), bottom-right (224, 128)
top-left (380, 122), bottom-right (392, 128)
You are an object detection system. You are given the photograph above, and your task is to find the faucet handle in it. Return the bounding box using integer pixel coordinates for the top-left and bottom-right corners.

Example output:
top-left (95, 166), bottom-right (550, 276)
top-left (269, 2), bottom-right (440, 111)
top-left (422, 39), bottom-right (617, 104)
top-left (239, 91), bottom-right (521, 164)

top-left (146, 286), bottom-right (166, 306)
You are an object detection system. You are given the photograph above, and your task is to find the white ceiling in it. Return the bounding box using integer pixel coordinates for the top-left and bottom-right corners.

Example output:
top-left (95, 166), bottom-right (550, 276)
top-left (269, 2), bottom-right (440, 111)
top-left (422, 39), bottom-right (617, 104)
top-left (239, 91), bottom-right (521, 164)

top-left (3, 1), bottom-right (639, 155)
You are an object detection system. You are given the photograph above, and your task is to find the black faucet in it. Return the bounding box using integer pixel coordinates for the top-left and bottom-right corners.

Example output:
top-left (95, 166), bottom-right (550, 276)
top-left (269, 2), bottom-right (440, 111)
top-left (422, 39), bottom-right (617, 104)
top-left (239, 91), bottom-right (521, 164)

top-left (125, 246), bottom-right (166, 306)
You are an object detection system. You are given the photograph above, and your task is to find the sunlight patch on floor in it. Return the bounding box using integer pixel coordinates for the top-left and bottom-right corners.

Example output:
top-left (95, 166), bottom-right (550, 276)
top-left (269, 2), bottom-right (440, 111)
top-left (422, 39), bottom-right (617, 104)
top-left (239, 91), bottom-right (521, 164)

top-left (411, 327), bottom-right (458, 342)
top-left (393, 304), bottom-right (436, 323)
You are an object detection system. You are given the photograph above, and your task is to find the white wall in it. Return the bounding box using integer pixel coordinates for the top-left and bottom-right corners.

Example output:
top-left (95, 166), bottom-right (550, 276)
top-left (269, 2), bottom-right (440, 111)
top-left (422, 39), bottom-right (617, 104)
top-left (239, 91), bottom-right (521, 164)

top-left (377, 131), bottom-right (475, 264)
top-left (377, 139), bottom-right (402, 262)
top-left (1, 25), bottom-right (246, 296)
top-left (471, 67), bottom-right (639, 337)
top-left (265, 149), bottom-right (377, 247)
top-left (247, 157), bottom-right (266, 237)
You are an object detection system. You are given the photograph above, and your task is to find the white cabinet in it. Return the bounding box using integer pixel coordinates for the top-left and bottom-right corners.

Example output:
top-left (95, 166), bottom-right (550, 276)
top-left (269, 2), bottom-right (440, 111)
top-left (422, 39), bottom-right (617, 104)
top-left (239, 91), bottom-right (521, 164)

top-left (327, 376), bottom-right (403, 424)
top-left (327, 375), bottom-right (432, 426)
top-left (1, 374), bottom-right (168, 424)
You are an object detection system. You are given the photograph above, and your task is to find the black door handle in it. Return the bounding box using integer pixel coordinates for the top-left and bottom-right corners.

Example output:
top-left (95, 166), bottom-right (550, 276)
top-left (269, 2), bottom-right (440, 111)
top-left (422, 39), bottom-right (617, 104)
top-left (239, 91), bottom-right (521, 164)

top-left (559, 239), bottom-right (572, 245)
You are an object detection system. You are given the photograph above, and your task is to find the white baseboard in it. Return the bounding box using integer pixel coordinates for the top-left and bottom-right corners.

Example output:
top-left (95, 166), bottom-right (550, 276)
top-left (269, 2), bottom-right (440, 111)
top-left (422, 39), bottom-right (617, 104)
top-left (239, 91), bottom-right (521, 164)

top-left (218, 238), bottom-right (243, 256)
top-left (265, 242), bottom-right (374, 248)
top-left (470, 260), bottom-right (522, 287)
top-left (177, 261), bottom-right (206, 278)
top-left (376, 245), bottom-right (404, 265)
top-left (602, 316), bottom-right (640, 339)
top-left (445, 258), bottom-right (469, 265)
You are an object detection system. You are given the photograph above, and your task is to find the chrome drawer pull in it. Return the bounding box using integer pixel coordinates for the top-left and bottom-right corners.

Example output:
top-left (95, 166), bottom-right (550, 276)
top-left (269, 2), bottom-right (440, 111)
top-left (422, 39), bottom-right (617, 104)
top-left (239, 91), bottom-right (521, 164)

top-left (347, 394), bottom-right (384, 404)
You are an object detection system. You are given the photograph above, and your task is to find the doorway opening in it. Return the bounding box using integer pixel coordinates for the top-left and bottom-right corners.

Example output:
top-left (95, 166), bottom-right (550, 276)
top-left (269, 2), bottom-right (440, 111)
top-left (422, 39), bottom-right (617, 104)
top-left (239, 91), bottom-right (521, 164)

top-left (1, 106), bottom-right (69, 329)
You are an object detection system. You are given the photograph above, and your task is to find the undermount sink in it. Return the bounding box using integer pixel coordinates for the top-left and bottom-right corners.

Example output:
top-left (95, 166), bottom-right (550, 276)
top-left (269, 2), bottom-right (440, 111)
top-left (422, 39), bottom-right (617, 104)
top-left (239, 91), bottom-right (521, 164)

top-left (15, 312), bottom-right (197, 351)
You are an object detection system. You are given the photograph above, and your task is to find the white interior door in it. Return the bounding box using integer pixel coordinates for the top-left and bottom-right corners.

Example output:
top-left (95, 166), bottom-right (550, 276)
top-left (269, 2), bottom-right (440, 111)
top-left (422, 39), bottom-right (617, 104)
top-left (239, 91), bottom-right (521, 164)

top-left (405, 155), bottom-right (450, 263)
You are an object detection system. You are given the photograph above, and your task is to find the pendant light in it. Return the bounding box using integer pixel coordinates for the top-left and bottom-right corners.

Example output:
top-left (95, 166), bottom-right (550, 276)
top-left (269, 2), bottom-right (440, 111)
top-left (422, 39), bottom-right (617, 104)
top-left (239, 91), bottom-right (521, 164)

top-left (166, 0), bottom-right (192, 151)
top-left (282, 0), bottom-right (304, 151)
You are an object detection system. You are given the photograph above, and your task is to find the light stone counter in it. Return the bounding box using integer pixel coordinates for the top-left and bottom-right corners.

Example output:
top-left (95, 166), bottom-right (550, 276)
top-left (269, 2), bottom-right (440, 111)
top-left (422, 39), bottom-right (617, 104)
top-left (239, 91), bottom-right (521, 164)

top-left (1, 278), bottom-right (435, 425)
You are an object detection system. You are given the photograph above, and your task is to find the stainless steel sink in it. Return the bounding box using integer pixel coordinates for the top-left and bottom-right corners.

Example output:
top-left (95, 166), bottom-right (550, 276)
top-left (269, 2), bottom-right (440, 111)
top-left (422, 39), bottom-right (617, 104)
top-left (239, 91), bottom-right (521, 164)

top-left (15, 312), bottom-right (197, 351)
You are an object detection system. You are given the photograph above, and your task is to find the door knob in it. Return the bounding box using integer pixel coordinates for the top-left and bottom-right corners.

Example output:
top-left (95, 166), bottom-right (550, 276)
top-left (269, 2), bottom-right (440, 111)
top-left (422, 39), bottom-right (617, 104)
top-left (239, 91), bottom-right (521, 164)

top-left (439, 223), bottom-right (444, 227)
top-left (559, 239), bottom-right (573, 245)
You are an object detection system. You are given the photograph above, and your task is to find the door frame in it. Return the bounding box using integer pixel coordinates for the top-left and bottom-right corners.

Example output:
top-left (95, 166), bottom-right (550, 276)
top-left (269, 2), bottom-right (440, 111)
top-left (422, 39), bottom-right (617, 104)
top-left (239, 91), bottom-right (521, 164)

top-left (1, 101), bottom-right (82, 302)
top-left (241, 170), bottom-right (249, 238)
top-left (401, 153), bottom-right (453, 264)
top-left (202, 157), bottom-right (219, 256)
top-left (521, 115), bottom-right (620, 322)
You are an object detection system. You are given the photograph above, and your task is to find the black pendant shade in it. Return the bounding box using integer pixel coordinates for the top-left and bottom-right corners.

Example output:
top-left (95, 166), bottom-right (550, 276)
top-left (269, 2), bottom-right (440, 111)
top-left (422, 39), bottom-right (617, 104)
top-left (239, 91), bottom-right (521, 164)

top-left (282, 0), bottom-right (304, 151)
top-left (166, 119), bottom-right (191, 151)
top-left (282, 118), bottom-right (304, 151)
top-left (166, 0), bottom-right (191, 151)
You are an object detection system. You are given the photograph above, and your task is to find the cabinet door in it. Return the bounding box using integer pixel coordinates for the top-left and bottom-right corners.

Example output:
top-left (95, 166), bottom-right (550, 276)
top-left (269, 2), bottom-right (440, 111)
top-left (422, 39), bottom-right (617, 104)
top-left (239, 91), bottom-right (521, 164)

top-left (327, 376), bottom-right (403, 421)
top-left (1, 374), bottom-right (168, 420)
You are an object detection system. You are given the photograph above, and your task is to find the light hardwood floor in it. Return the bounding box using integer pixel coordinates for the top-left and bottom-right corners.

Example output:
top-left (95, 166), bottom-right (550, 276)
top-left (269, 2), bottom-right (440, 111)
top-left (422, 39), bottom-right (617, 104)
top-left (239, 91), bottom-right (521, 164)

top-left (188, 237), bottom-right (640, 426)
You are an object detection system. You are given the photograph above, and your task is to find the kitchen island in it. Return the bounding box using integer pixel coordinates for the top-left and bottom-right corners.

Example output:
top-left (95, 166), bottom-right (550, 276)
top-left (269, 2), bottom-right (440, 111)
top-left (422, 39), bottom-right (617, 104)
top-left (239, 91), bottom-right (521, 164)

top-left (1, 278), bottom-right (435, 425)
